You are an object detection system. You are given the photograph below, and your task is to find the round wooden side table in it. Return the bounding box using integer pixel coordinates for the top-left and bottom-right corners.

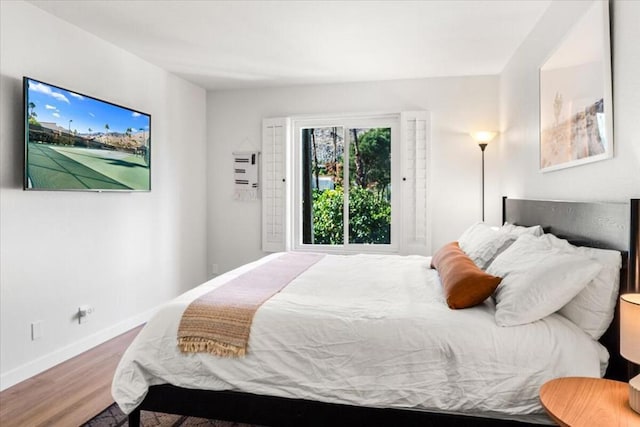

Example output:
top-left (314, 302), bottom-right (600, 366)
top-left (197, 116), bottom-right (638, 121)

top-left (540, 377), bottom-right (640, 426)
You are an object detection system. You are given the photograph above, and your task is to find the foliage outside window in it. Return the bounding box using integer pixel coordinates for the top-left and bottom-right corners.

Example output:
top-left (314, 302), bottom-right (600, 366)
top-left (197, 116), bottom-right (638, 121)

top-left (301, 126), bottom-right (392, 247)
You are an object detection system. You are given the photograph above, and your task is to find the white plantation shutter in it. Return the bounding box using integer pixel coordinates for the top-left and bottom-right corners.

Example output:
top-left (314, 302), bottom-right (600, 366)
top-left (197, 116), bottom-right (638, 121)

top-left (262, 118), bottom-right (289, 252)
top-left (400, 111), bottom-right (431, 255)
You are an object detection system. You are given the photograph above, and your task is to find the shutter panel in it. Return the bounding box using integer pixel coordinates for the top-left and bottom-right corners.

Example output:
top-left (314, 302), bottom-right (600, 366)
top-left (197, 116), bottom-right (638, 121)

top-left (400, 111), bottom-right (431, 255)
top-left (261, 118), bottom-right (289, 252)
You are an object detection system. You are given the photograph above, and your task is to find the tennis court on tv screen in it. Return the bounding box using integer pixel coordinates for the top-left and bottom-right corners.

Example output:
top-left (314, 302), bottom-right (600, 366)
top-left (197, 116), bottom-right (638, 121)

top-left (26, 125), bottom-right (150, 191)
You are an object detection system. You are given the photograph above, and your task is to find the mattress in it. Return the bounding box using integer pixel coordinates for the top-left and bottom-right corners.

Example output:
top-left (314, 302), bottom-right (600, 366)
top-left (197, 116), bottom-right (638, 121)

top-left (112, 252), bottom-right (606, 424)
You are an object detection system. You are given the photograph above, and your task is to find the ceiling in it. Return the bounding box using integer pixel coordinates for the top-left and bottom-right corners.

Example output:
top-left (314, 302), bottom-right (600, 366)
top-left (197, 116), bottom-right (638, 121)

top-left (29, 0), bottom-right (552, 91)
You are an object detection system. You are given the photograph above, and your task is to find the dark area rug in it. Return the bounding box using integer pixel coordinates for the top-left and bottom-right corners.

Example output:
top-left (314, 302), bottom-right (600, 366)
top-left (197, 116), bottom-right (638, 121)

top-left (82, 403), bottom-right (260, 427)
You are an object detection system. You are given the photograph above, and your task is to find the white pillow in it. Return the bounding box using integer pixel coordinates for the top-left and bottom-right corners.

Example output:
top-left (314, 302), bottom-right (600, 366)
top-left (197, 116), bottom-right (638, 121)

top-left (500, 222), bottom-right (544, 237)
top-left (539, 234), bottom-right (621, 339)
top-left (458, 222), bottom-right (517, 270)
top-left (487, 234), bottom-right (603, 327)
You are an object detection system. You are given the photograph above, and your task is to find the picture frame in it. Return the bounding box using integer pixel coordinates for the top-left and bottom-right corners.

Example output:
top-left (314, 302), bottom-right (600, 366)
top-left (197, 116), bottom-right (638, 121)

top-left (539, 0), bottom-right (613, 172)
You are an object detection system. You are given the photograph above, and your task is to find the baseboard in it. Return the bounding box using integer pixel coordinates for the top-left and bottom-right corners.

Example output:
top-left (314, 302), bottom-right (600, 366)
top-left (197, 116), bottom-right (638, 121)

top-left (0, 308), bottom-right (155, 391)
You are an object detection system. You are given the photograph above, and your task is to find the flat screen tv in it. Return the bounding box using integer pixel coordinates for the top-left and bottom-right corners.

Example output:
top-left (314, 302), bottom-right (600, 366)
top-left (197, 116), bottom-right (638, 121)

top-left (24, 77), bottom-right (151, 191)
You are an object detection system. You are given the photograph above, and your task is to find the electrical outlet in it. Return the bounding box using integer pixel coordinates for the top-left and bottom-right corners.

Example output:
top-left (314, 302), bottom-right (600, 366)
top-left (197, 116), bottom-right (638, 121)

top-left (31, 321), bottom-right (42, 341)
top-left (211, 264), bottom-right (219, 275)
top-left (78, 305), bottom-right (94, 324)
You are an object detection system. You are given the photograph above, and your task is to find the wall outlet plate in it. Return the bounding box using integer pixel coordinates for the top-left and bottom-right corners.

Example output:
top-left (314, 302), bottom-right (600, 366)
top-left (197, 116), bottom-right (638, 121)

top-left (31, 321), bottom-right (42, 340)
top-left (78, 305), bottom-right (94, 324)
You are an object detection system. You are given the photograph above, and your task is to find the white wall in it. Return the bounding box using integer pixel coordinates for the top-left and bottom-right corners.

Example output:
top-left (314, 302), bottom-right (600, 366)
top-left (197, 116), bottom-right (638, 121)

top-left (0, 1), bottom-right (208, 389)
top-left (500, 0), bottom-right (640, 200)
top-left (207, 76), bottom-right (499, 274)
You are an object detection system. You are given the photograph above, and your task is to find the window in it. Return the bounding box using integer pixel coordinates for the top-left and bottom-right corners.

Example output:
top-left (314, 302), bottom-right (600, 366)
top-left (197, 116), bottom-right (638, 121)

top-left (295, 117), bottom-right (398, 252)
top-left (262, 112), bottom-right (430, 256)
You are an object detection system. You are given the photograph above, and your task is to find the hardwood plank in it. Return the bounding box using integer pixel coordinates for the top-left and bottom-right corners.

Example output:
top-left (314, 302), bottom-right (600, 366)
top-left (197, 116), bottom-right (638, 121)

top-left (0, 325), bottom-right (142, 427)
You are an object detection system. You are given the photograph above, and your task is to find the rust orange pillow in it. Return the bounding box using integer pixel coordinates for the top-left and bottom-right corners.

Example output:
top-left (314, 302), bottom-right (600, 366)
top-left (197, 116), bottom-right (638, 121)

top-left (431, 241), bottom-right (502, 309)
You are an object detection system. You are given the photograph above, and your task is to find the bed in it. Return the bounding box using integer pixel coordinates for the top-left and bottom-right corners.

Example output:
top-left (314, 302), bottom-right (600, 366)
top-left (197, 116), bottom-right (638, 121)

top-left (114, 197), bottom-right (640, 427)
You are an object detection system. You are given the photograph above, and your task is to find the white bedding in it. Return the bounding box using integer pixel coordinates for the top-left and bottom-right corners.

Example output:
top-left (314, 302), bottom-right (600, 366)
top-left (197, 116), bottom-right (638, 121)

top-left (112, 252), bottom-right (606, 424)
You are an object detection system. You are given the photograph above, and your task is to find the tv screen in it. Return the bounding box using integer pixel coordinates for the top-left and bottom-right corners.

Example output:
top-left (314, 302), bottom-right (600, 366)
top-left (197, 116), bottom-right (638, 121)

top-left (24, 77), bottom-right (151, 191)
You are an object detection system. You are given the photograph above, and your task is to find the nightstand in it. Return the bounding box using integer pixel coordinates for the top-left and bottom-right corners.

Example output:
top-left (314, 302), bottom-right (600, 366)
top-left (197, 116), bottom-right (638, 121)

top-left (540, 377), bottom-right (640, 426)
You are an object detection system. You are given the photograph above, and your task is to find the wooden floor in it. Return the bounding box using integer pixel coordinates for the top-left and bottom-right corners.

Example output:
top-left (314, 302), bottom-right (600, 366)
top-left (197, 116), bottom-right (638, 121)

top-left (0, 326), bottom-right (142, 427)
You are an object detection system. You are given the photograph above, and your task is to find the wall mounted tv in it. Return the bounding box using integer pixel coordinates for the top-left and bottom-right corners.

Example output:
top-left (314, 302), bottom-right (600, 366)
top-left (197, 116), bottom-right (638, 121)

top-left (24, 77), bottom-right (151, 191)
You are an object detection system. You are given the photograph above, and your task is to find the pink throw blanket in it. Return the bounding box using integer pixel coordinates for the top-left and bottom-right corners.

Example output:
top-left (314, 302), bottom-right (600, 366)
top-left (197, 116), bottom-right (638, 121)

top-left (177, 252), bottom-right (324, 357)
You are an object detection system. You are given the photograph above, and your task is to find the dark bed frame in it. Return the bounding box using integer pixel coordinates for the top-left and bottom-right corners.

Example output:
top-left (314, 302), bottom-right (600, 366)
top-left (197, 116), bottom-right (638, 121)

top-left (129, 197), bottom-right (640, 427)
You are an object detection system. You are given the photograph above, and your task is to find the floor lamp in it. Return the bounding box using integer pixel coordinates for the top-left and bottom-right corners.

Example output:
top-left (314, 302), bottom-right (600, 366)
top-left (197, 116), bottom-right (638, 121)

top-left (469, 131), bottom-right (497, 222)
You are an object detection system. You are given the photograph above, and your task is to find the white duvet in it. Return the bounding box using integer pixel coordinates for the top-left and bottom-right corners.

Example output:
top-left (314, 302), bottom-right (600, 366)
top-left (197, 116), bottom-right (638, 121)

top-left (112, 253), bottom-right (606, 424)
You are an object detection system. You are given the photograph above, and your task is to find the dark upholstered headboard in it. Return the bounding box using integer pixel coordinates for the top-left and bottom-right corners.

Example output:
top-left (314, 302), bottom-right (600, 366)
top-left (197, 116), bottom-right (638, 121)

top-left (502, 197), bottom-right (640, 381)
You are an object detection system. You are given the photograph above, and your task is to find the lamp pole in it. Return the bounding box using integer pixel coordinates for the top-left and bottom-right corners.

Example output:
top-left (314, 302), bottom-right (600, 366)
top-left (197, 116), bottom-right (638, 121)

top-left (470, 131), bottom-right (496, 222)
top-left (479, 143), bottom-right (487, 222)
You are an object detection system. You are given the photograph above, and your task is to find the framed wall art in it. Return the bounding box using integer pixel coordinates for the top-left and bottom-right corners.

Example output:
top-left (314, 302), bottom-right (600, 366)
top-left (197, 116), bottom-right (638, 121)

top-left (539, 0), bottom-right (612, 172)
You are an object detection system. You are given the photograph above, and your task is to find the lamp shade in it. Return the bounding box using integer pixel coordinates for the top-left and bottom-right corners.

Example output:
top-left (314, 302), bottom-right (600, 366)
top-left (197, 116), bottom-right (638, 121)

top-left (621, 293), bottom-right (640, 364)
top-left (469, 131), bottom-right (497, 144)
